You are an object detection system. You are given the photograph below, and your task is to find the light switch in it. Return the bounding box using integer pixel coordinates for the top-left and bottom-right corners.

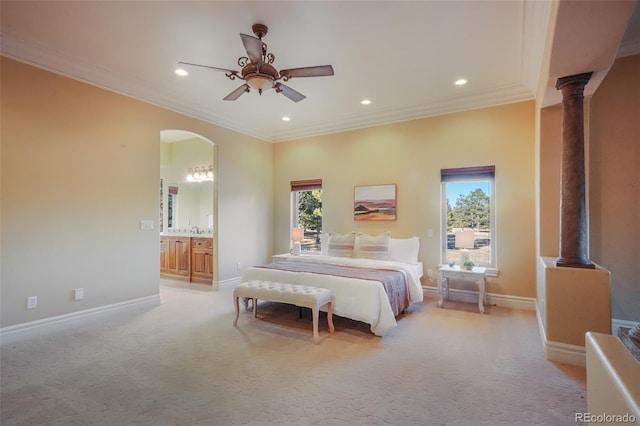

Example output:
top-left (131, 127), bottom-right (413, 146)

top-left (140, 220), bottom-right (154, 230)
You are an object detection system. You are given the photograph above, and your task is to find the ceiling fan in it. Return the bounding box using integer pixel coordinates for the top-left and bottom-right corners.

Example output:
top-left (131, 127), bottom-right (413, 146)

top-left (179, 23), bottom-right (334, 103)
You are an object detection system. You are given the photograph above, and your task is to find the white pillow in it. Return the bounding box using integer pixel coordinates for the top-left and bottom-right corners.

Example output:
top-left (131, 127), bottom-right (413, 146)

top-left (388, 237), bottom-right (420, 264)
top-left (354, 232), bottom-right (390, 260)
top-left (326, 232), bottom-right (356, 257)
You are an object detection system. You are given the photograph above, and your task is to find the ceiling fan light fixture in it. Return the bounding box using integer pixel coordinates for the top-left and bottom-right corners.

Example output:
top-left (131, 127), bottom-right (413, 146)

top-left (246, 75), bottom-right (274, 92)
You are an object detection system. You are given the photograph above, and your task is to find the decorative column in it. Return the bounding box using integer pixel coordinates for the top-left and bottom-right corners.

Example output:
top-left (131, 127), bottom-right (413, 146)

top-left (555, 72), bottom-right (595, 269)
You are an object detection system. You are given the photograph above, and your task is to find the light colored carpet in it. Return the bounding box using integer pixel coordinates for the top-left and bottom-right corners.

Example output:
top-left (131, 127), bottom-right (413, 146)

top-left (1, 281), bottom-right (586, 425)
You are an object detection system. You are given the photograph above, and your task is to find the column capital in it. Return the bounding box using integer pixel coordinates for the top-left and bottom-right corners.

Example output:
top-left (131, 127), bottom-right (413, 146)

top-left (555, 72), bottom-right (593, 92)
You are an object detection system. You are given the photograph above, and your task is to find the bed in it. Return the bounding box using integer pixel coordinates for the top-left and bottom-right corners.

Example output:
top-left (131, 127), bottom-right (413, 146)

top-left (240, 233), bottom-right (423, 336)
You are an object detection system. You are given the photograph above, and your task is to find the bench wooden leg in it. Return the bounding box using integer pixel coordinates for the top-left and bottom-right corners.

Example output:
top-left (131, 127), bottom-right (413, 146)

top-left (233, 293), bottom-right (240, 326)
top-left (312, 306), bottom-right (319, 341)
top-left (327, 299), bottom-right (335, 333)
top-left (253, 298), bottom-right (258, 318)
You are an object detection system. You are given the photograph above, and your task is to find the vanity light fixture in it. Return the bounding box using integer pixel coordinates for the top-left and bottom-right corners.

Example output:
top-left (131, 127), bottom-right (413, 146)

top-left (186, 165), bottom-right (214, 182)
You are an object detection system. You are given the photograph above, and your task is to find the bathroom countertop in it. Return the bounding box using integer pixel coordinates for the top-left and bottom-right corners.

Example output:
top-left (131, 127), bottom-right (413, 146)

top-left (160, 233), bottom-right (213, 238)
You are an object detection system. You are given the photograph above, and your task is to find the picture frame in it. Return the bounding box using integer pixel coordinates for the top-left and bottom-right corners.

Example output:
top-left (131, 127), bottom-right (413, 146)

top-left (354, 184), bottom-right (397, 221)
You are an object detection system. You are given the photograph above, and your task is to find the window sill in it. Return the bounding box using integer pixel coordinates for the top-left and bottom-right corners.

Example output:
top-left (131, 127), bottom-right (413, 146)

top-left (485, 268), bottom-right (499, 277)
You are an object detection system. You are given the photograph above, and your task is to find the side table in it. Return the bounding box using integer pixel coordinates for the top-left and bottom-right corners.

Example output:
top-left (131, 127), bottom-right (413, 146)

top-left (437, 265), bottom-right (487, 314)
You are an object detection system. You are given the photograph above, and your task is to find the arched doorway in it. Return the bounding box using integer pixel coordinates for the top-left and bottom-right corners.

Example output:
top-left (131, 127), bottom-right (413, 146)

top-left (159, 129), bottom-right (218, 287)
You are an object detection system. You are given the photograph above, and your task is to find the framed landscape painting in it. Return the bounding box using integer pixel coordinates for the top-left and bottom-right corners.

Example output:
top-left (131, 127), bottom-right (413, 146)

top-left (354, 184), bottom-right (397, 221)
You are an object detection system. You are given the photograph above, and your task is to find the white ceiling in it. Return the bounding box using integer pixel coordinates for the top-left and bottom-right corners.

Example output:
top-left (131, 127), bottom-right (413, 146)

top-left (1, 1), bottom-right (638, 143)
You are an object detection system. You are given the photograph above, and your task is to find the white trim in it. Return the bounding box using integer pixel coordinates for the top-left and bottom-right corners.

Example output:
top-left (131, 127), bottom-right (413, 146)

top-left (536, 301), bottom-right (547, 346)
top-left (422, 285), bottom-right (536, 311)
top-left (216, 276), bottom-right (241, 290)
top-left (612, 319), bottom-right (640, 337)
top-left (544, 340), bottom-right (586, 367)
top-left (535, 302), bottom-right (586, 367)
top-left (0, 294), bottom-right (161, 346)
top-left (485, 268), bottom-right (499, 277)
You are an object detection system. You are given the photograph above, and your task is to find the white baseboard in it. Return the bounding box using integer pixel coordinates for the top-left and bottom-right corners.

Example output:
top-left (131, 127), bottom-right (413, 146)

top-left (612, 318), bottom-right (640, 337)
top-left (216, 276), bottom-right (241, 290)
top-left (544, 340), bottom-right (586, 367)
top-left (422, 285), bottom-right (536, 311)
top-left (0, 294), bottom-right (161, 346)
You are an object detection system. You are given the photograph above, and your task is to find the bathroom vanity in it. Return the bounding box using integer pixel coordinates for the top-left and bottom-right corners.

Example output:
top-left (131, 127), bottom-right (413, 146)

top-left (160, 235), bottom-right (214, 284)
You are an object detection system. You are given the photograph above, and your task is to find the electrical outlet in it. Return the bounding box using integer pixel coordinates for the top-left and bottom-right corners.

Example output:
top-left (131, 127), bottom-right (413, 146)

top-left (427, 269), bottom-right (433, 279)
top-left (27, 296), bottom-right (37, 310)
top-left (74, 288), bottom-right (84, 300)
top-left (236, 262), bottom-right (241, 270)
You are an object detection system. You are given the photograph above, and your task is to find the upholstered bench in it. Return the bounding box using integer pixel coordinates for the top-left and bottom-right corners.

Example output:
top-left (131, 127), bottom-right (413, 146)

top-left (233, 280), bottom-right (335, 341)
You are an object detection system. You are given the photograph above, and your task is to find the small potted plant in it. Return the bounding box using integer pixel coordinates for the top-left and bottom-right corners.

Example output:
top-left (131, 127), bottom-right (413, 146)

top-left (463, 260), bottom-right (475, 270)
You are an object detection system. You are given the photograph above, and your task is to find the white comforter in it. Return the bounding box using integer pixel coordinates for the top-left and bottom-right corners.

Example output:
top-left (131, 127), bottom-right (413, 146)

top-left (240, 255), bottom-right (424, 336)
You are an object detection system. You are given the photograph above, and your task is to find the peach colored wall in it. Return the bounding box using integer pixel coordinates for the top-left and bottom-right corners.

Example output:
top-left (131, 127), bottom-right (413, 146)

top-left (538, 105), bottom-right (562, 258)
top-left (535, 104), bottom-right (562, 322)
top-left (274, 101), bottom-right (537, 297)
top-left (590, 54), bottom-right (640, 322)
top-left (1, 58), bottom-right (273, 327)
top-left (542, 257), bottom-right (611, 347)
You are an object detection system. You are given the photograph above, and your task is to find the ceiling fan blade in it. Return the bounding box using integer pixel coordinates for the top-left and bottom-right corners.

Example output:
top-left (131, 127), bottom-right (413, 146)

top-left (223, 84), bottom-right (250, 101)
top-left (274, 83), bottom-right (306, 103)
top-left (279, 65), bottom-right (334, 79)
top-left (240, 33), bottom-right (263, 66)
top-left (178, 61), bottom-right (237, 74)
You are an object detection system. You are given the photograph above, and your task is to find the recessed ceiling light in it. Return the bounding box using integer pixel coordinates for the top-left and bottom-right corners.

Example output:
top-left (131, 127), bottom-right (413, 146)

top-left (361, 99), bottom-right (372, 105)
top-left (175, 68), bottom-right (189, 77)
top-left (454, 79), bottom-right (467, 86)
top-left (282, 116), bottom-right (291, 121)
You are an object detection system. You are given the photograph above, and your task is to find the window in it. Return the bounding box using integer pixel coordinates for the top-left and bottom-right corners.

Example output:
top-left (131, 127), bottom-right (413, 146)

top-left (441, 166), bottom-right (496, 270)
top-left (291, 179), bottom-right (323, 254)
top-left (168, 186), bottom-right (178, 229)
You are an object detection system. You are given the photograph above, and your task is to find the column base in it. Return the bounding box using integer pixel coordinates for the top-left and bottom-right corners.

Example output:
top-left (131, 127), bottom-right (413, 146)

top-left (555, 256), bottom-right (596, 269)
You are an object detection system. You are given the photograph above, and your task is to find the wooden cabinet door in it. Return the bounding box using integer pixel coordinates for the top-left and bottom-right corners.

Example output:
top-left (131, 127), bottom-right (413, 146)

top-left (205, 251), bottom-right (214, 276)
top-left (160, 238), bottom-right (168, 273)
top-left (175, 238), bottom-right (190, 276)
top-left (167, 237), bottom-right (190, 277)
top-left (191, 238), bottom-right (213, 284)
top-left (191, 249), bottom-right (208, 275)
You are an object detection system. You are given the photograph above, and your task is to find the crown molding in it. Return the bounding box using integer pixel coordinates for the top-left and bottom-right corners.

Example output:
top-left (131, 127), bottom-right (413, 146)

top-left (270, 84), bottom-right (534, 142)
